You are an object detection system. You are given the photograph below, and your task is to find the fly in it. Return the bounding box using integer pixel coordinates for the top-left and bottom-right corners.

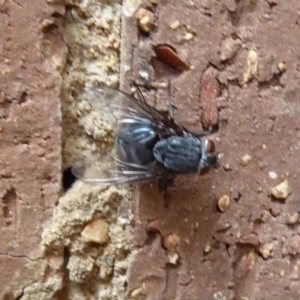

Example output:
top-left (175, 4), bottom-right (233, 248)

top-left (72, 82), bottom-right (218, 191)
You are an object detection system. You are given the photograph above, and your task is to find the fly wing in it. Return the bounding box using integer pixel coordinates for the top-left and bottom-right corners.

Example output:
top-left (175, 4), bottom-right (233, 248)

top-left (72, 86), bottom-right (176, 186)
top-left (84, 87), bottom-right (186, 145)
top-left (71, 150), bottom-right (160, 186)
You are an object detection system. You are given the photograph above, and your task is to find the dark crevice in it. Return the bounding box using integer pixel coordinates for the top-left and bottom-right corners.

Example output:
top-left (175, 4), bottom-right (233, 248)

top-left (41, 23), bottom-right (59, 35)
top-left (51, 12), bottom-right (64, 19)
top-left (19, 91), bottom-right (28, 104)
top-left (63, 247), bottom-right (70, 267)
top-left (15, 281), bottom-right (37, 300)
top-left (52, 248), bottom-right (71, 299)
top-left (267, 1), bottom-right (277, 9)
top-left (15, 291), bottom-right (24, 300)
top-left (2, 188), bottom-right (16, 225)
top-left (203, 12), bottom-right (212, 18)
top-left (225, 243), bottom-right (231, 258)
top-left (145, 231), bottom-right (159, 246)
top-left (62, 166), bottom-right (77, 192)
top-left (233, 191), bottom-right (242, 203)
top-left (257, 75), bottom-right (282, 92)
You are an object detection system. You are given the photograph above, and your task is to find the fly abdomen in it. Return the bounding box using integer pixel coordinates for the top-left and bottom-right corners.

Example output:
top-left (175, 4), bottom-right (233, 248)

top-left (153, 136), bottom-right (202, 173)
top-left (120, 121), bottom-right (157, 147)
top-left (118, 137), bottom-right (154, 166)
top-left (117, 122), bottom-right (159, 166)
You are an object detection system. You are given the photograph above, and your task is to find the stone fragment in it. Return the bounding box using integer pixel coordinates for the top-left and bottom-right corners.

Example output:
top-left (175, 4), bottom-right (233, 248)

top-left (239, 233), bottom-right (259, 246)
top-left (168, 253), bottom-right (180, 265)
top-left (258, 242), bottom-right (273, 259)
top-left (287, 212), bottom-right (299, 225)
top-left (242, 154), bottom-right (252, 165)
top-left (135, 8), bottom-right (154, 33)
top-left (243, 49), bottom-right (258, 84)
top-left (170, 20), bottom-right (181, 30)
top-left (81, 219), bottom-right (109, 244)
top-left (217, 195), bottom-right (230, 213)
top-left (162, 233), bottom-right (180, 252)
top-left (290, 235), bottom-right (300, 255)
top-left (271, 180), bottom-right (291, 200)
top-left (220, 37), bottom-right (240, 61)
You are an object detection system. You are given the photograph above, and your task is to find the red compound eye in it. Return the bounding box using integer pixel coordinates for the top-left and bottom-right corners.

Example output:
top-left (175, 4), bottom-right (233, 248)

top-left (205, 139), bottom-right (215, 153)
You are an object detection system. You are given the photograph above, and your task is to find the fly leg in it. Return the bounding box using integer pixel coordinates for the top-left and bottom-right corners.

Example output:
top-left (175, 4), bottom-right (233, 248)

top-left (157, 176), bottom-right (175, 191)
top-left (132, 81), bottom-right (148, 104)
top-left (191, 118), bottom-right (228, 138)
top-left (167, 79), bottom-right (174, 121)
top-left (132, 81), bottom-right (158, 116)
top-left (190, 124), bottom-right (220, 138)
top-left (133, 80), bottom-right (175, 121)
top-left (157, 175), bottom-right (176, 208)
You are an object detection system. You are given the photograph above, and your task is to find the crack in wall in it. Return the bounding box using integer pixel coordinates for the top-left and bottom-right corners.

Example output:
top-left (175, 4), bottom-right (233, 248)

top-left (40, 1), bottom-right (136, 299)
top-left (0, 253), bottom-right (43, 262)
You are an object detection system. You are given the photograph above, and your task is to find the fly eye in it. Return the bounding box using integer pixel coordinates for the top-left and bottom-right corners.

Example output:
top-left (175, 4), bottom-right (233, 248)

top-left (205, 139), bottom-right (215, 153)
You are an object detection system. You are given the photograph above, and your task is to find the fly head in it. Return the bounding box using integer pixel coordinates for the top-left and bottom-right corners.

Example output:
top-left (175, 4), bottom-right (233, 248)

top-left (198, 139), bottom-right (218, 175)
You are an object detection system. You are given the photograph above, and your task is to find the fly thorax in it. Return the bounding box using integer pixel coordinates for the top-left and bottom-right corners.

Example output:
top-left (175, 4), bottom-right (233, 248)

top-left (153, 136), bottom-right (201, 173)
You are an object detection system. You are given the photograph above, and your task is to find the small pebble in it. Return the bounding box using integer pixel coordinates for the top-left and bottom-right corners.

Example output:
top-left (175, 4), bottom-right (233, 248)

top-left (243, 49), bottom-right (258, 84)
top-left (290, 265), bottom-right (299, 280)
top-left (269, 171), bottom-right (278, 179)
top-left (287, 212), bottom-right (299, 225)
top-left (183, 32), bottom-right (194, 40)
top-left (135, 8), bottom-right (154, 33)
top-left (204, 244), bottom-right (211, 253)
top-left (239, 233), bottom-right (259, 246)
top-left (271, 180), bottom-right (291, 200)
top-left (170, 20), bottom-right (181, 29)
top-left (162, 233), bottom-right (180, 252)
top-left (290, 236), bottom-right (300, 255)
top-left (168, 253), bottom-right (180, 265)
top-left (278, 62), bottom-right (286, 72)
top-left (138, 70), bottom-right (149, 81)
top-left (185, 238), bottom-right (190, 245)
top-left (219, 37), bottom-right (240, 61)
top-left (217, 195), bottom-right (230, 213)
top-left (258, 242), bottom-right (273, 259)
top-left (85, 18), bottom-right (94, 27)
top-left (213, 291), bottom-right (223, 300)
top-left (81, 219), bottom-right (109, 244)
top-left (242, 154), bottom-right (252, 165)
top-left (131, 288), bottom-right (142, 297)
top-left (223, 164), bottom-right (231, 171)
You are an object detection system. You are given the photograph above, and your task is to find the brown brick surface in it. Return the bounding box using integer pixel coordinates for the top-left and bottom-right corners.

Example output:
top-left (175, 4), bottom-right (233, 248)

top-left (3, 0), bottom-right (300, 299)
top-left (121, 1), bottom-right (300, 299)
top-left (0, 0), bottom-right (66, 297)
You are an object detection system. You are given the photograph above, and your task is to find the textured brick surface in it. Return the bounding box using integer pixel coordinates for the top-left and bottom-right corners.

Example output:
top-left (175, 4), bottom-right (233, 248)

top-left (0, 0), bottom-right (66, 297)
top-left (121, 1), bottom-right (300, 299)
top-left (3, 0), bottom-right (300, 299)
